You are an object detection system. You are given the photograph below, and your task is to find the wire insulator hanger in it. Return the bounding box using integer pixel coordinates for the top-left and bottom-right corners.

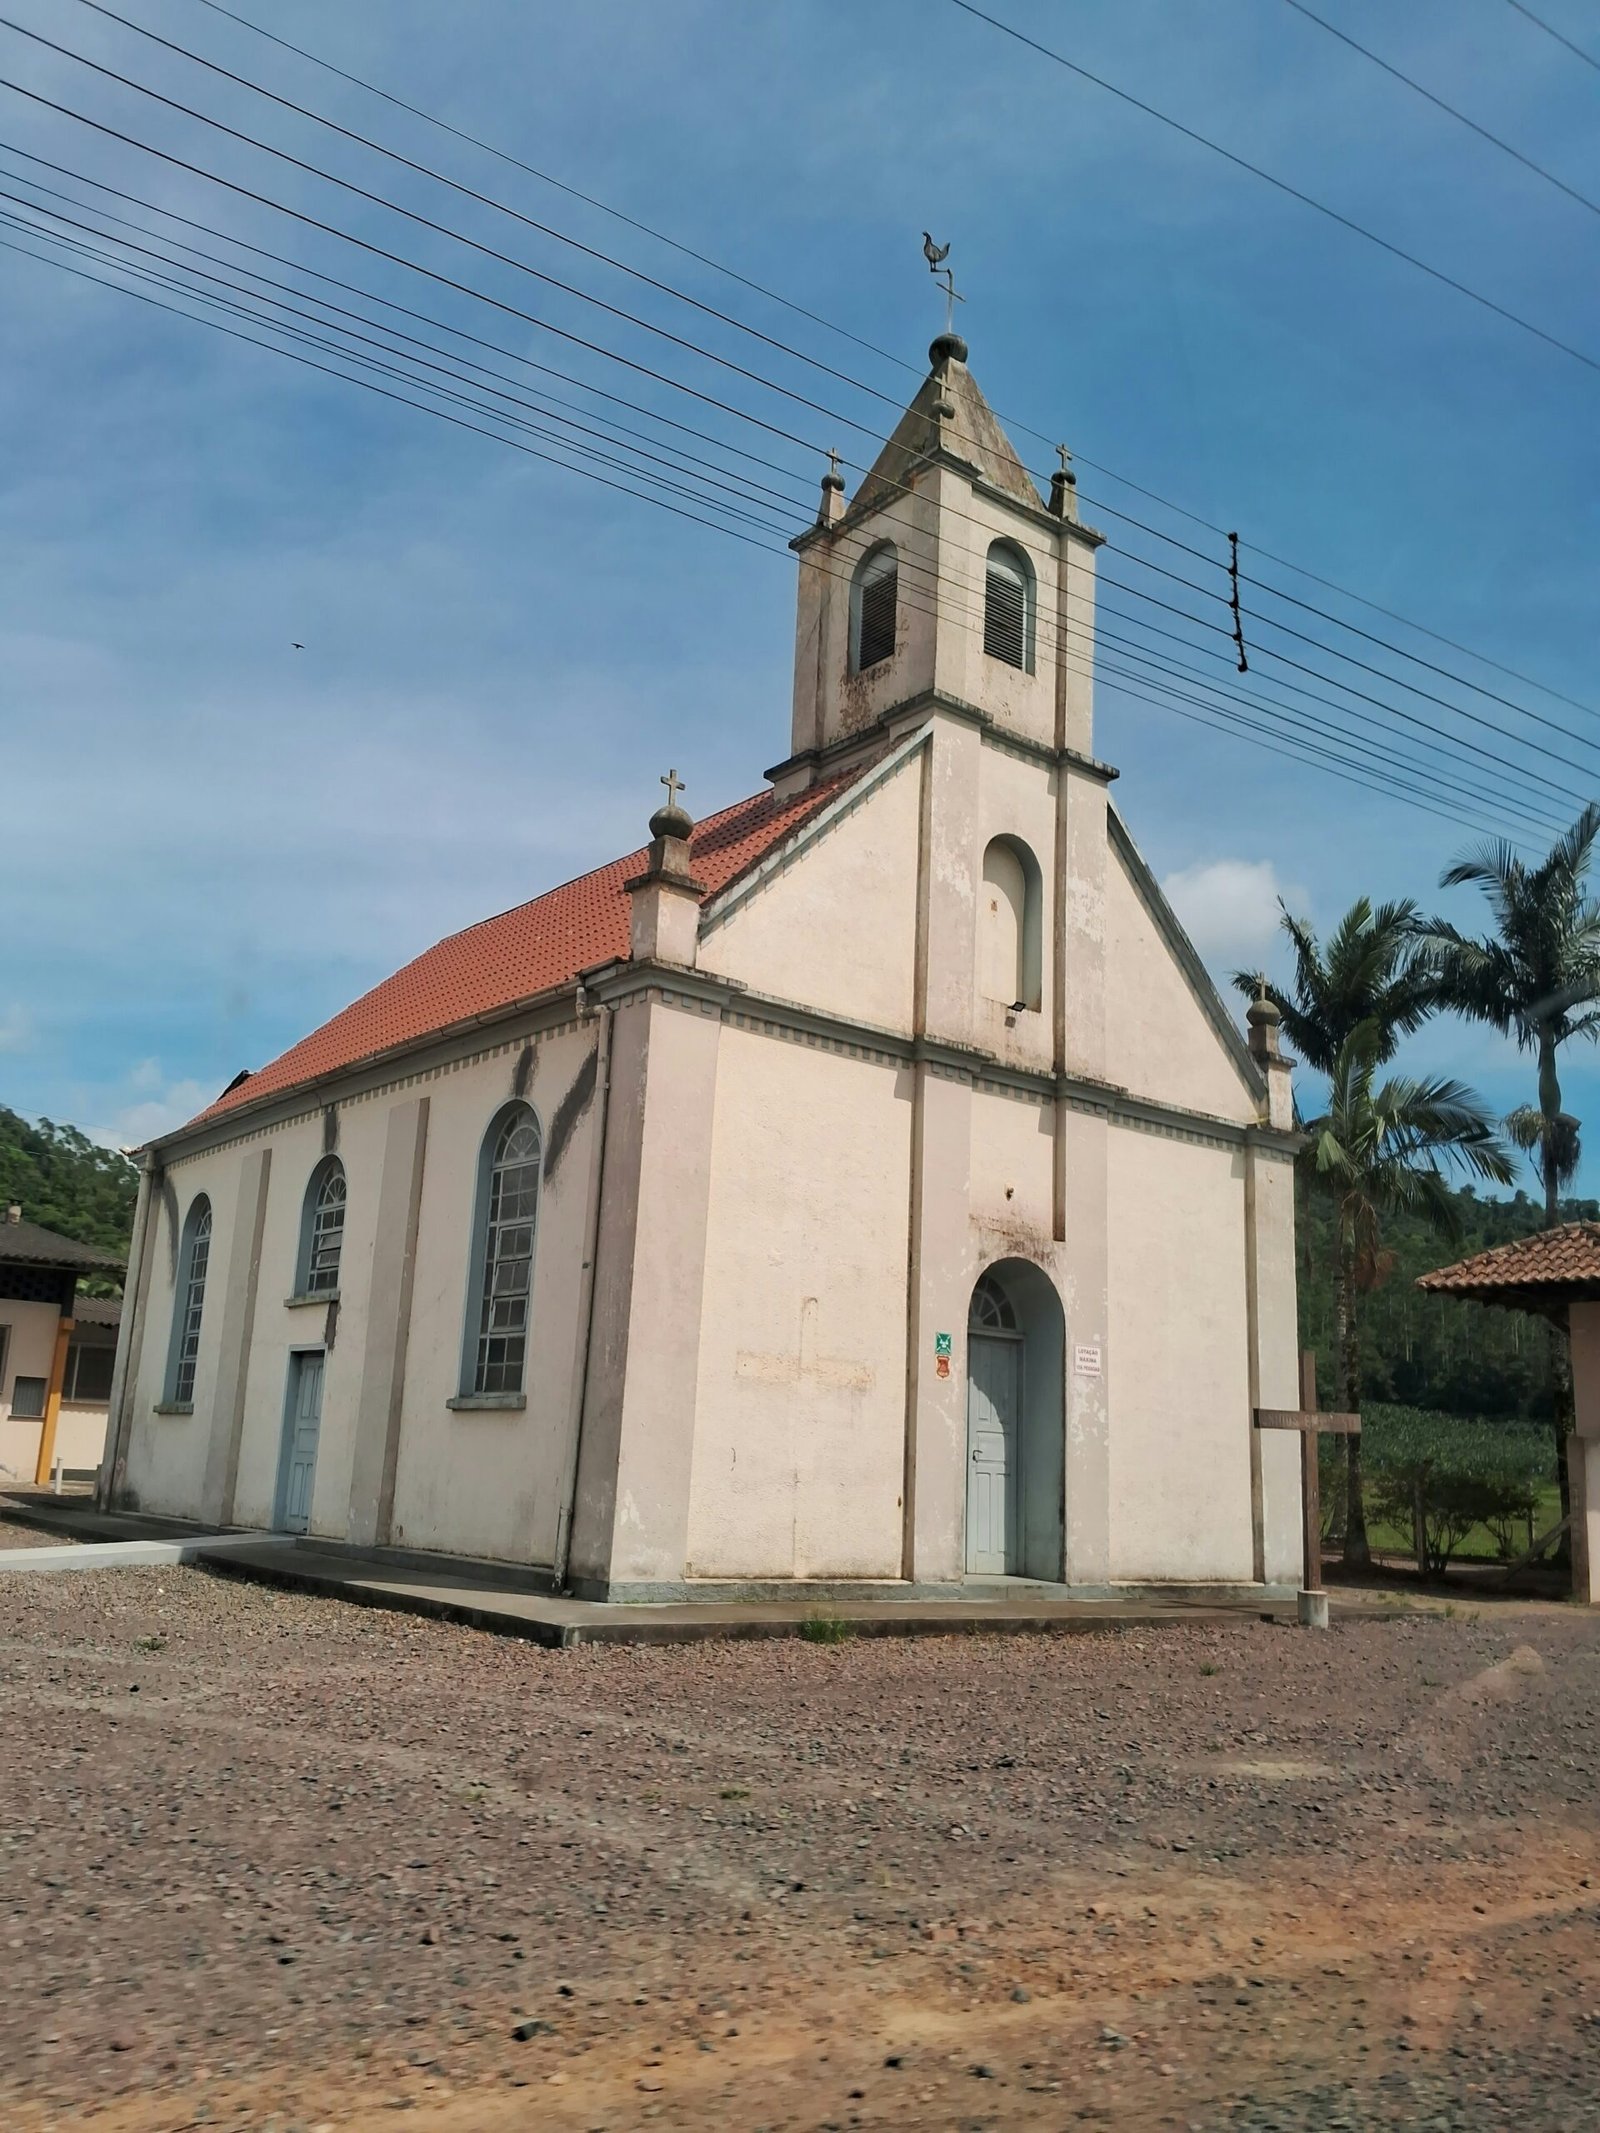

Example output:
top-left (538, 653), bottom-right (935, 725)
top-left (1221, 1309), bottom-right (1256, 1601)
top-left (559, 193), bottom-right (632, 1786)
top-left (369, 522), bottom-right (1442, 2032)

top-left (1228, 530), bottom-right (1250, 673)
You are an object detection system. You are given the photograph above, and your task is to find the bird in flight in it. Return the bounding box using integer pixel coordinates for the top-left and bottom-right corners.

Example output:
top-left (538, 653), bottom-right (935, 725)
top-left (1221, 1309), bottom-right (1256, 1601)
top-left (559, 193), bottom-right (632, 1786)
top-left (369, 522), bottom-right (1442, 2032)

top-left (922, 231), bottom-right (950, 270)
top-left (291, 642), bottom-right (304, 651)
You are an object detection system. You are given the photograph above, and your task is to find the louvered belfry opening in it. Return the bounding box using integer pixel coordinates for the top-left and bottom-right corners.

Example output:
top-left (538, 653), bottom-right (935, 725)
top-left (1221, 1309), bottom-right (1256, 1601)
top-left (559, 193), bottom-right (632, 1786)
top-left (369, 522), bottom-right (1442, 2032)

top-left (853, 543), bottom-right (898, 671)
top-left (984, 542), bottom-right (1029, 669)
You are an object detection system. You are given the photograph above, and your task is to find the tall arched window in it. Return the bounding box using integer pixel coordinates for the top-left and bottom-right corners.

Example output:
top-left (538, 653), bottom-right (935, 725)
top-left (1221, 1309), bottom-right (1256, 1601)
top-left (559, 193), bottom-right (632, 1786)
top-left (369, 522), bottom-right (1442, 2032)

top-left (296, 1157), bottom-right (346, 1297)
top-left (463, 1103), bottom-right (543, 1398)
top-left (165, 1195), bottom-right (212, 1406)
top-left (984, 540), bottom-right (1034, 671)
top-left (979, 836), bottom-right (1043, 1012)
top-left (850, 541), bottom-right (898, 672)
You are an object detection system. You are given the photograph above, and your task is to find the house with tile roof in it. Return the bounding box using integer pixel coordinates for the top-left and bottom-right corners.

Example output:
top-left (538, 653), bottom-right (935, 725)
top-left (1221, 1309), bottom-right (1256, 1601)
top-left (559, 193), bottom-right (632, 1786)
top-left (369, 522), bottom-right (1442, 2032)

top-left (102, 333), bottom-right (1306, 1600)
top-left (0, 1208), bottom-right (124, 1487)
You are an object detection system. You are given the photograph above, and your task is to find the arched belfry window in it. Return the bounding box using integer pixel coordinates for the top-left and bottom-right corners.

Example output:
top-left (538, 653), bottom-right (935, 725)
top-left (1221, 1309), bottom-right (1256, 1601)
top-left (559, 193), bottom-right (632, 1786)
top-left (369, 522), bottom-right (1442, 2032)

top-left (462, 1103), bottom-right (542, 1398)
top-left (979, 836), bottom-right (1043, 1012)
top-left (165, 1195), bottom-right (212, 1405)
top-left (296, 1157), bottom-right (346, 1297)
top-left (850, 541), bottom-right (898, 673)
top-left (984, 540), bottom-right (1034, 672)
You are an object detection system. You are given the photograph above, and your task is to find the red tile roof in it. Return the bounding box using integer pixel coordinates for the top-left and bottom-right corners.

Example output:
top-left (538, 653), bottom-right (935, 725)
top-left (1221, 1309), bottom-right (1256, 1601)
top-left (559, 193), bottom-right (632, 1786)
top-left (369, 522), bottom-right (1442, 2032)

top-left (187, 773), bottom-right (858, 1133)
top-left (1417, 1222), bottom-right (1600, 1309)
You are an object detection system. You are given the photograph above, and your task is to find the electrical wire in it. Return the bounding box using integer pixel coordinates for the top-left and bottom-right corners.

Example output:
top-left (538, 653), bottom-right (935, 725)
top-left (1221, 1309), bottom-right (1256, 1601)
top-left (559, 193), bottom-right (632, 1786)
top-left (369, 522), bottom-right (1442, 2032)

top-left (162, 0), bottom-right (1600, 725)
top-left (1501, 0), bottom-right (1600, 74)
top-left (1282, 0), bottom-right (1600, 221)
top-left (947, 0), bottom-right (1600, 378)
top-left (0, 222), bottom-right (1554, 855)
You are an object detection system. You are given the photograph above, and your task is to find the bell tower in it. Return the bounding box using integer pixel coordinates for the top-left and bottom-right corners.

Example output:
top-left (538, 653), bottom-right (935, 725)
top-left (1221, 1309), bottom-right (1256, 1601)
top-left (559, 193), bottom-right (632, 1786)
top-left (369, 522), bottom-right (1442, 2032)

top-left (779, 331), bottom-right (1105, 791)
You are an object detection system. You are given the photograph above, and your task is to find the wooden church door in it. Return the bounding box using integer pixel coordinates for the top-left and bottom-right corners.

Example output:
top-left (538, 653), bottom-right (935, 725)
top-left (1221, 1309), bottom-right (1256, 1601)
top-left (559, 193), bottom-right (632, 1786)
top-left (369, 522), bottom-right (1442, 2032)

top-left (276, 1349), bottom-right (325, 1534)
top-left (966, 1330), bottom-right (1021, 1575)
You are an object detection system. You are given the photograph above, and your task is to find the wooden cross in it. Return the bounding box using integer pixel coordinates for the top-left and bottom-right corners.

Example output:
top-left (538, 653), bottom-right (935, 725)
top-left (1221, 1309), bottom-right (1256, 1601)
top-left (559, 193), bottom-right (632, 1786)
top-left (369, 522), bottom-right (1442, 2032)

top-left (659, 767), bottom-right (686, 810)
top-left (1254, 1349), bottom-right (1359, 1609)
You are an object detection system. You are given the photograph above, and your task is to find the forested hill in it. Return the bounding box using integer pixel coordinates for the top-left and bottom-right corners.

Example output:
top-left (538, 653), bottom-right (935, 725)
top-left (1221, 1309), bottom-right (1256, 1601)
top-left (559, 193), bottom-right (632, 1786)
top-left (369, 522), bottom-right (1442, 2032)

top-left (1298, 1181), bottom-right (1597, 1423)
top-left (0, 1106), bottom-right (137, 1268)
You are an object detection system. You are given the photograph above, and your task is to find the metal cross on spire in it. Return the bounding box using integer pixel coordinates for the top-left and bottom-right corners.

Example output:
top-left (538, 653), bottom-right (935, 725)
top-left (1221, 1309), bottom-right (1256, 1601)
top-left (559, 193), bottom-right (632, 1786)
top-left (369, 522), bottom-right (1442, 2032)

top-left (921, 232), bottom-right (963, 335)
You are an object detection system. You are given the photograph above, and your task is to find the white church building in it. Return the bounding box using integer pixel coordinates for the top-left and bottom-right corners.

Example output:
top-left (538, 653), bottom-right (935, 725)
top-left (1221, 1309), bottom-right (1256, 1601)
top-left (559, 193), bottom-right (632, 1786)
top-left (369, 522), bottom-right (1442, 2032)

top-left (103, 332), bottom-right (1306, 1600)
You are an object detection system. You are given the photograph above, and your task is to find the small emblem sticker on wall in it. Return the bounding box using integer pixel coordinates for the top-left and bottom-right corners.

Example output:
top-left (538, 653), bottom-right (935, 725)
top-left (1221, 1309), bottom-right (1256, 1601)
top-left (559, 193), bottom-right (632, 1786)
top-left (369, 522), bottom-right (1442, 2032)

top-left (935, 1330), bottom-right (952, 1378)
top-left (1073, 1343), bottom-right (1103, 1377)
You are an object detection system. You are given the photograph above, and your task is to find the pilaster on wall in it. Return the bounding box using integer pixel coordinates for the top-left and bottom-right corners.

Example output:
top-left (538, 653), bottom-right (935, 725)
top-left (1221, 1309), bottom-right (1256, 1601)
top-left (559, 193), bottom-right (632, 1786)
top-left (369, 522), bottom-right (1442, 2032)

top-left (1245, 1144), bottom-right (1302, 1584)
top-left (566, 992), bottom-right (720, 1594)
top-left (199, 1146), bottom-right (271, 1528)
top-left (917, 714), bottom-right (982, 1048)
top-left (1059, 768), bottom-right (1108, 1083)
top-left (346, 1096), bottom-right (430, 1549)
top-left (100, 1152), bottom-right (158, 1508)
top-left (1061, 1106), bottom-right (1111, 1583)
top-left (904, 1064), bottom-right (973, 1581)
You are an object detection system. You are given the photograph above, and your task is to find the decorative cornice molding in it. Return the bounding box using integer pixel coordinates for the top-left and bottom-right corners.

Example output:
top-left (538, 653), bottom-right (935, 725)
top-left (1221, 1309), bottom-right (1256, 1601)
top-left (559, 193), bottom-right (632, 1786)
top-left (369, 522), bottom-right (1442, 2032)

top-left (765, 688), bottom-right (1119, 789)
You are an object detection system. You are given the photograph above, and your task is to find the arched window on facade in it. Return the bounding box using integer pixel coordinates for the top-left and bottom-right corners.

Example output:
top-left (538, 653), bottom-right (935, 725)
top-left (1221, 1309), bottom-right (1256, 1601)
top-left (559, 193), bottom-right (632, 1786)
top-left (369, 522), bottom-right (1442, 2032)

top-left (969, 1268), bottom-right (1020, 1332)
top-left (296, 1157), bottom-right (347, 1297)
top-left (984, 540), bottom-right (1034, 671)
top-left (165, 1196), bottom-right (212, 1406)
top-left (850, 541), bottom-right (898, 673)
top-left (462, 1103), bottom-right (543, 1398)
top-left (979, 836), bottom-right (1043, 1012)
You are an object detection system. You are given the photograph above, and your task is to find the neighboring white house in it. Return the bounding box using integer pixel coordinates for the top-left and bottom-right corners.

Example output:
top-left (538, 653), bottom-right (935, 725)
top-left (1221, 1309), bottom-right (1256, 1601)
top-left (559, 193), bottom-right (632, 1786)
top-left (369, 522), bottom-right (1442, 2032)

top-left (103, 332), bottom-right (1305, 1600)
top-left (0, 1210), bottom-right (124, 1484)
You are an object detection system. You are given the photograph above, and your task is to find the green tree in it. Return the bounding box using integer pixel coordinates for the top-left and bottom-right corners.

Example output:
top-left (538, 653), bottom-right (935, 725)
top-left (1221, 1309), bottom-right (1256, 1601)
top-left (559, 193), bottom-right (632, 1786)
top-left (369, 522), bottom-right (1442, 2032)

top-left (1301, 1027), bottom-right (1513, 1566)
top-left (1419, 805), bottom-right (1600, 1528)
top-left (1234, 895), bottom-right (1435, 1077)
top-left (0, 1106), bottom-right (136, 1271)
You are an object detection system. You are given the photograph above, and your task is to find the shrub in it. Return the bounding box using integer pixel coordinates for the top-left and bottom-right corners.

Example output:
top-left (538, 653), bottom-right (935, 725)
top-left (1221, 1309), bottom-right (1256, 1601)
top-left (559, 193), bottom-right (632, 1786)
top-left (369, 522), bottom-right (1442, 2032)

top-left (1319, 1405), bottom-right (1550, 1573)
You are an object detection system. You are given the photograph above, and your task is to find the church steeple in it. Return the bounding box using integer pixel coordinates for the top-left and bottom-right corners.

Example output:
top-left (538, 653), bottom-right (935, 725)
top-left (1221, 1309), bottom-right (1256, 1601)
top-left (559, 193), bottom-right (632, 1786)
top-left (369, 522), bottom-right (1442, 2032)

top-left (781, 331), bottom-right (1105, 790)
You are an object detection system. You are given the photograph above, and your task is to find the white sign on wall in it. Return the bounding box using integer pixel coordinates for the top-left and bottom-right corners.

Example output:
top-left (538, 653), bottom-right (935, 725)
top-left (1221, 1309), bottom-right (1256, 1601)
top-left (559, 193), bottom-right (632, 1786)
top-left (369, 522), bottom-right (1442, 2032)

top-left (1073, 1343), bottom-right (1103, 1378)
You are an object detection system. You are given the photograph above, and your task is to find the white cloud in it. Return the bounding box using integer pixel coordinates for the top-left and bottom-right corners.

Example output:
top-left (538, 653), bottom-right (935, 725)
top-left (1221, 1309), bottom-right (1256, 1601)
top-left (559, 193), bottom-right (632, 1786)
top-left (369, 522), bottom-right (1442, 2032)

top-left (86, 1069), bottom-right (212, 1154)
top-left (1161, 858), bottom-right (1305, 973)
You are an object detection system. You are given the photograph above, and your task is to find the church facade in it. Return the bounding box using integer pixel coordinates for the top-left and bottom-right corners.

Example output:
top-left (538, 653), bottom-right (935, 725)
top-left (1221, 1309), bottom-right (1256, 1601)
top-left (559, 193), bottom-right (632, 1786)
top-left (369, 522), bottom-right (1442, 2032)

top-left (103, 334), bottom-right (1306, 1600)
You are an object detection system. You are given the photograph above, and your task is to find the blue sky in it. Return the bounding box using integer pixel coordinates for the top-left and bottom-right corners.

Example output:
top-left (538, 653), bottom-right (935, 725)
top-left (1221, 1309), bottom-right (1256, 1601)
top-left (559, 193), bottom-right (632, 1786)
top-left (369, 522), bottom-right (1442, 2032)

top-left (2, 0), bottom-right (1598, 1184)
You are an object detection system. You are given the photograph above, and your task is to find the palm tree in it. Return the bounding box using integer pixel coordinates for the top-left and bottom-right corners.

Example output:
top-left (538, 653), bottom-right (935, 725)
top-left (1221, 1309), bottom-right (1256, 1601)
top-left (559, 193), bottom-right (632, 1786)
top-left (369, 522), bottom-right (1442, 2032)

top-left (1303, 1025), bottom-right (1513, 1566)
top-left (1236, 897), bottom-right (1440, 1567)
top-left (1419, 804), bottom-right (1600, 1530)
top-left (1233, 895), bottom-right (1434, 1076)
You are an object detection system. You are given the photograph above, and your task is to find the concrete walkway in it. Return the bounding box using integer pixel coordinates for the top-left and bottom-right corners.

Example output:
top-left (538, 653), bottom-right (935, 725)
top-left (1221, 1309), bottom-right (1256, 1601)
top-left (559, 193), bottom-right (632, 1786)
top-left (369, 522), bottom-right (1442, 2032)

top-left (0, 1495), bottom-right (1290, 1648)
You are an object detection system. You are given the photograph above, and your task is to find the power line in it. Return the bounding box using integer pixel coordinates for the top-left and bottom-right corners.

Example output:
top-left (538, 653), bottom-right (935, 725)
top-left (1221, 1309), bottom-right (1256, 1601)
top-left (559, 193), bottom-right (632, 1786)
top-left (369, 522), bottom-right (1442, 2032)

top-left (189, 0), bottom-right (916, 380)
top-left (48, 2), bottom-right (1598, 751)
top-left (0, 16), bottom-right (895, 444)
top-left (164, 0), bottom-right (1600, 726)
top-left (1501, 0), bottom-right (1600, 75)
top-left (946, 0), bottom-right (1600, 378)
top-left (3, 224), bottom-right (1538, 849)
top-left (70, 0), bottom-right (916, 421)
top-left (1282, 0), bottom-right (1600, 221)
top-left (4, 65), bottom-right (1590, 824)
top-left (8, 113), bottom-right (1585, 827)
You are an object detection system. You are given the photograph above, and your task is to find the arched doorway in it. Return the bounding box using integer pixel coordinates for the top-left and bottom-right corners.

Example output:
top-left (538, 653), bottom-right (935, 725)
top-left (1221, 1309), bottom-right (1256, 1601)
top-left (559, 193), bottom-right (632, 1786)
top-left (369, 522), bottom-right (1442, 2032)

top-left (966, 1260), bottom-right (1065, 1580)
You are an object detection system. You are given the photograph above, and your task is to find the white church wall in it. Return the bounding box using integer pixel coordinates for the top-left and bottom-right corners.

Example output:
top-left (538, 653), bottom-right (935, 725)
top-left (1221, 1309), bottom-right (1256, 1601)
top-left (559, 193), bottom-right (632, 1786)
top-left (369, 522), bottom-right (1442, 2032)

top-left (968, 1085), bottom-right (1055, 1254)
top-left (1103, 843), bottom-right (1259, 1125)
top-left (1106, 1124), bottom-right (1256, 1582)
top-left (123, 1147), bottom-right (239, 1517)
top-left (686, 1027), bottom-right (911, 1579)
top-left (388, 1031), bottom-right (598, 1564)
top-left (699, 751), bottom-right (922, 1032)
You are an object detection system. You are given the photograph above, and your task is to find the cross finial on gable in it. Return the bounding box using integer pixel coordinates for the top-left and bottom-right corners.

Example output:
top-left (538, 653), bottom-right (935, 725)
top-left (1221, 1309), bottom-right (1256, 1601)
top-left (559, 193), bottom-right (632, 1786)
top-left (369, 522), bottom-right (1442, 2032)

top-left (660, 767), bottom-right (685, 811)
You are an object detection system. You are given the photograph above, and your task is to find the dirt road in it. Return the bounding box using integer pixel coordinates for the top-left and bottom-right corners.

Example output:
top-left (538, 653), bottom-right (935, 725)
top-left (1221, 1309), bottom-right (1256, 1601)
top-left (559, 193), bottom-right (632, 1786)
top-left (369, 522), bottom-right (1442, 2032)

top-left (1, 1560), bottom-right (1597, 2130)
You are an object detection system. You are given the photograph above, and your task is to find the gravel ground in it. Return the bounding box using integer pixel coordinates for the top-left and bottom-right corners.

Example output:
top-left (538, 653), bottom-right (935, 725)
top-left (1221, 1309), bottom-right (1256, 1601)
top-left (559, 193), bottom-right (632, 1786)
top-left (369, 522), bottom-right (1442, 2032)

top-left (1, 1563), bottom-right (1597, 2132)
